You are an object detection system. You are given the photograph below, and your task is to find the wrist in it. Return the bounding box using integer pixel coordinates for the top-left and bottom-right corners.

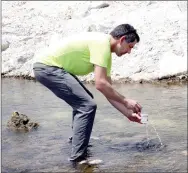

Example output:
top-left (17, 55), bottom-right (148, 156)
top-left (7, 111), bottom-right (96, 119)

top-left (125, 109), bottom-right (133, 118)
top-left (123, 98), bottom-right (128, 106)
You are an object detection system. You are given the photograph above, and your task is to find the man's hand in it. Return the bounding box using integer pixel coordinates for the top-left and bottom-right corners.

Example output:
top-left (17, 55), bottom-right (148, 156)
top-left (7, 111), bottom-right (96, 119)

top-left (107, 98), bottom-right (143, 124)
top-left (127, 112), bottom-right (142, 124)
top-left (124, 98), bottom-right (142, 113)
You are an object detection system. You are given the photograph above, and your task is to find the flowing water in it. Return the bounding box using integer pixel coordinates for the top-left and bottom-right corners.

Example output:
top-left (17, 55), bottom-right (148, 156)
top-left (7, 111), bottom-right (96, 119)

top-left (148, 122), bottom-right (163, 146)
top-left (2, 78), bottom-right (187, 173)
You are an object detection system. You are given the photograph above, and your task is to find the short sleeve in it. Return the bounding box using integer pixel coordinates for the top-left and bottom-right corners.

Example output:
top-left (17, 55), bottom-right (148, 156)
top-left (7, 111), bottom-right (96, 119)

top-left (89, 37), bottom-right (111, 76)
top-left (107, 55), bottom-right (112, 77)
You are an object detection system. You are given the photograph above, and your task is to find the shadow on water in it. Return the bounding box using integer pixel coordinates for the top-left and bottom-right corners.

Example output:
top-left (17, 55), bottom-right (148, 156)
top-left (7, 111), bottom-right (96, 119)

top-left (2, 78), bottom-right (187, 173)
top-left (110, 138), bottom-right (167, 153)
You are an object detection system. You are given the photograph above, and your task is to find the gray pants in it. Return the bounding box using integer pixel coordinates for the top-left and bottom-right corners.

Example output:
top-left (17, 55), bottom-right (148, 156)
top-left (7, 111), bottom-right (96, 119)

top-left (33, 62), bottom-right (97, 161)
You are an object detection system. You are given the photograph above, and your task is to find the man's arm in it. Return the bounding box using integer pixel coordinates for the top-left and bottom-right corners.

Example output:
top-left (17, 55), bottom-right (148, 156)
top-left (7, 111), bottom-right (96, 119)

top-left (106, 76), bottom-right (131, 117)
top-left (107, 76), bottom-right (141, 122)
top-left (94, 65), bottom-right (126, 105)
top-left (94, 65), bottom-right (142, 122)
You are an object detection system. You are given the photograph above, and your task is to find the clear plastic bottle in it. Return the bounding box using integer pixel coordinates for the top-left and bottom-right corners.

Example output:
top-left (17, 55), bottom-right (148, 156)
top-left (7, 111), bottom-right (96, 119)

top-left (141, 113), bottom-right (148, 124)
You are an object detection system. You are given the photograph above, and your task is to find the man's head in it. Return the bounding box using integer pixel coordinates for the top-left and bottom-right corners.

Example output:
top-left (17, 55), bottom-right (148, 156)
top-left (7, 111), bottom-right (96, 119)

top-left (109, 24), bottom-right (140, 57)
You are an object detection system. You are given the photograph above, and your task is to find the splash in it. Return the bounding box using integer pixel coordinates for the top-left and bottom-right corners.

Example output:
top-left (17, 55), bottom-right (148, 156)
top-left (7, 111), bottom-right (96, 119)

top-left (145, 123), bottom-right (150, 146)
top-left (149, 121), bottom-right (163, 146)
top-left (144, 120), bottom-right (163, 150)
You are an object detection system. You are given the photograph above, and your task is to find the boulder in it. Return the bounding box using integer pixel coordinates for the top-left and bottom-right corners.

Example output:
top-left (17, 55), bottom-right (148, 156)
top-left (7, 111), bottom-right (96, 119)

top-left (7, 111), bottom-right (39, 132)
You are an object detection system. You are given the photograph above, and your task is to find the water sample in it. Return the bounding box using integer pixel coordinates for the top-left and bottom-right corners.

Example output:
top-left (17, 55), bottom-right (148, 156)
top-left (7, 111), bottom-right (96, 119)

top-left (141, 113), bottom-right (148, 124)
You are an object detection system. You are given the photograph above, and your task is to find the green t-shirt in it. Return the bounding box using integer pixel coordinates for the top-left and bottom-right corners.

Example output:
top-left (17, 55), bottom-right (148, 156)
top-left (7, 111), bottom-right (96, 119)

top-left (35, 32), bottom-right (112, 76)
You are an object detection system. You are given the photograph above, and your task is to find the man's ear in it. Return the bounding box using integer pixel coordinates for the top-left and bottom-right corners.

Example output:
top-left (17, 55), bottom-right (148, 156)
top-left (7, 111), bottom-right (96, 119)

top-left (120, 35), bottom-right (126, 44)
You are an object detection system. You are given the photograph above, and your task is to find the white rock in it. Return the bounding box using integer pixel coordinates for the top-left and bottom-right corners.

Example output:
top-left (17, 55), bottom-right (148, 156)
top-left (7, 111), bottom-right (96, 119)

top-left (1, 1), bottom-right (187, 82)
top-left (158, 52), bottom-right (187, 78)
top-left (1, 39), bottom-right (10, 52)
top-left (89, 1), bottom-right (109, 10)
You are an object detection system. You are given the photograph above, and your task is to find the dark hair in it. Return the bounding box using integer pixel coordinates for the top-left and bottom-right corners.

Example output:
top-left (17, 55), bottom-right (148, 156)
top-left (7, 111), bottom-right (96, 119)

top-left (110, 24), bottom-right (140, 43)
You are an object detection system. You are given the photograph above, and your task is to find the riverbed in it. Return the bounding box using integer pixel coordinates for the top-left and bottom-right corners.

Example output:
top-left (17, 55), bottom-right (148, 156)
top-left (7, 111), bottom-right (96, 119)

top-left (2, 78), bottom-right (187, 172)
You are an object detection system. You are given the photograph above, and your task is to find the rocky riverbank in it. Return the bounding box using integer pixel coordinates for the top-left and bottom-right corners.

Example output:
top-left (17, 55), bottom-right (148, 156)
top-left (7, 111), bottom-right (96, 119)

top-left (2, 73), bottom-right (187, 86)
top-left (2, 1), bottom-right (187, 83)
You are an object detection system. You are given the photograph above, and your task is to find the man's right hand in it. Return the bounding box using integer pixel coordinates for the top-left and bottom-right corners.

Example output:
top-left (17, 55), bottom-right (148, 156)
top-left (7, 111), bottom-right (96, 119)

top-left (127, 112), bottom-right (142, 123)
top-left (124, 98), bottom-right (142, 113)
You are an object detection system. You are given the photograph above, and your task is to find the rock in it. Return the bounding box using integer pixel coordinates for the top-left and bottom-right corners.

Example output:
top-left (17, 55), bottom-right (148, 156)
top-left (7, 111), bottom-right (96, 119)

top-left (7, 111), bottom-right (39, 132)
top-left (177, 1), bottom-right (187, 12)
top-left (147, 1), bottom-right (156, 6)
top-left (87, 24), bottom-right (97, 32)
top-left (64, 6), bottom-right (73, 20)
top-left (1, 2), bottom-right (187, 82)
top-left (178, 74), bottom-right (187, 80)
top-left (89, 2), bottom-right (109, 10)
top-left (1, 40), bottom-right (10, 52)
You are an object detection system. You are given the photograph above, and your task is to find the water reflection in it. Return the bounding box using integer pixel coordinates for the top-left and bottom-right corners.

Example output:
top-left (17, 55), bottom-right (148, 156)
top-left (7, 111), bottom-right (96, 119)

top-left (2, 78), bottom-right (187, 172)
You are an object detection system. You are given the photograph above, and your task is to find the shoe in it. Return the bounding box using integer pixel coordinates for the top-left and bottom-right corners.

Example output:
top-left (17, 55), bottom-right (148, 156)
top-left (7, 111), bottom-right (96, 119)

top-left (68, 147), bottom-right (91, 163)
top-left (68, 155), bottom-right (88, 166)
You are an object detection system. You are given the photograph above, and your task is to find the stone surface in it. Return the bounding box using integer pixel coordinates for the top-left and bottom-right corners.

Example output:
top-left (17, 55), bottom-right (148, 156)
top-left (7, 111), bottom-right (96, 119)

top-left (7, 111), bottom-right (39, 132)
top-left (2, 1), bottom-right (187, 82)
top-left (1, 39), bottom-right (10, 52)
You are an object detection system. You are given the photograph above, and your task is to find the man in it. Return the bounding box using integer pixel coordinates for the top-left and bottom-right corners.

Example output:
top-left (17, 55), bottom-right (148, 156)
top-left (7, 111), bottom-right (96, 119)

top-left (33, 24), bottom-right (142, 162)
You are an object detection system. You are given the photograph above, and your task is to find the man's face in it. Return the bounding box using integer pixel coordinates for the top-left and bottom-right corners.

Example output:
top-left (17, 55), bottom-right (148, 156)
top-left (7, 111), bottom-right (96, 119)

top-left (115, 36), bottom-right (137, 57)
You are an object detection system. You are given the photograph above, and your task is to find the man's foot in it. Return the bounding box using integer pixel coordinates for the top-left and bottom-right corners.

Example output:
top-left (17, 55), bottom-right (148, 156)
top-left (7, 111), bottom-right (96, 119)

top-left (69, 157), bottom-right (103, 166)
top-left (68, 155), bottom-right (88, 168)
top-left (68, 147), bottom-right (92, 165)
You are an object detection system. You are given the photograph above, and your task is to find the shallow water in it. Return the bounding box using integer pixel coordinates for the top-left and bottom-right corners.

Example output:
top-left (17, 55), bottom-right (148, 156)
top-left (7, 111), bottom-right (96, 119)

top-left (2, 78), bottom-right (187, 173)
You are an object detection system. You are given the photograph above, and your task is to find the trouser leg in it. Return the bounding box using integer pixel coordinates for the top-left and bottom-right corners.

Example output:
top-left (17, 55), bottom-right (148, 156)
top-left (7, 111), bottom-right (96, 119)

top-left (70, 73), bottom-right (94, 131)
top-left (72, 109), bottom-right (77, 130)
top-left (68, 110), bottom-right (77, 143)
top-left (33, 62), bottom-right (97, 161)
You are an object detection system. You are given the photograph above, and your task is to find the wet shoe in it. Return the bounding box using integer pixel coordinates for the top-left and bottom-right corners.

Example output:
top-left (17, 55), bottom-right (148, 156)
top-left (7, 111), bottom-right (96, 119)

top-left (69, 157), bottom-right (103, 167)
top-left (68, 147), bottom-right (92, 164)
top-left (68, 155), bottom-right (88, 167)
